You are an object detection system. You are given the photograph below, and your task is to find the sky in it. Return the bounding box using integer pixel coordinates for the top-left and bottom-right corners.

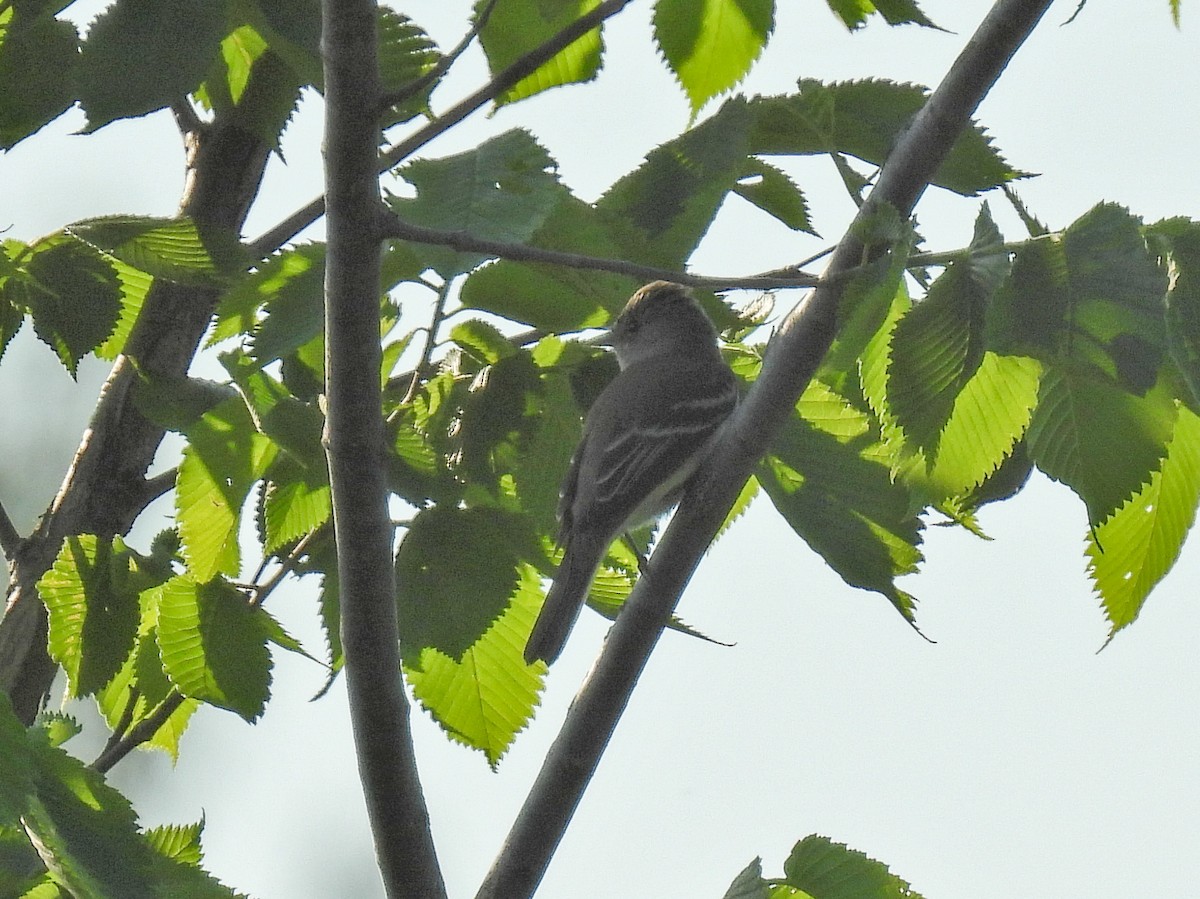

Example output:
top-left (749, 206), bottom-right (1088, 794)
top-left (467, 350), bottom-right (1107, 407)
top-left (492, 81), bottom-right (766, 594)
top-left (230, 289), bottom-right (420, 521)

top-left (2, 1), bottom-right (1199, 898)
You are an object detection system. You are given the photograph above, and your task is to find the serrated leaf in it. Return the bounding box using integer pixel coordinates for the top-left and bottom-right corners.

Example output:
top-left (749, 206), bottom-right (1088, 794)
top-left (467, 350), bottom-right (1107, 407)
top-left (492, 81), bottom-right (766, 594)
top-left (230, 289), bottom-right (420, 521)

top-left (95, 629), bottom-right (199, 762)
top-left (176, 397), bottom-right (278, 581)
top-left (378, 9), bottom-right (441, 127)
top-left (34, 713), bottom-right (82, 749)
top-left (723, 857), bottom-right (771, 899)
top-left (1148, 217), bottom-right (1200, 410)
top-left (39, 536), bottom-right (140, 698)
top-left (451, 319), bottom-right (516, 365)
top-left (143, 820), bottom-right (203, 866)
top-left (0, 8), bottom-right (80, 149)
top-left (654, 0), bottom-right (775, 116)
top-left (459, 195), bottom-right (637, 330)
top-left (761, 411), bottom-right (923, 621)
top-left (11, 239), bottom-right (121, 376)
top-left (914, 351), bottom-right (1041, 499)
top-left (0, 694), bottom-right (36, 824)
top-left (991, 204), bottom-right (1168, 392)
top-left (749, 80), bottom-right (1024, 196)
top-left (733, 157), bottom-right (814, 233)
top-left (155, 577), bottom-right (272, 721)
top-left (475, 0), bottom-right (603, 106)
top-left (888, 208), bottom-right (1008, 456)
top-left (395, 507), bottom-right (541, 662)
top-left (1027, 367), bottom-right (1176, 525)
top-left (783, 834), bottom-right (924, 899)
top-left (211, 243), bottom-right (324, 346)
top-left (1087, 403), bottom-right (1200, 633)
top-left (95, 258), bottom-right (153, 361)
top-left (599, 96), bottom-right (753, 267)
top-left (77, 0), bottom-right (227, 131)
top-left (825, 0), bottom-right (938, 28)
top-left (66, 216), bottom-right (243, 285)
top-left (391, 129), bottom-right (566, 278)
top-left (262, 474), bottom-right (330, 553)
top-left (406, 565), bottom-right (545, 767)
top-left (22, 750), bottom-right (157, 899)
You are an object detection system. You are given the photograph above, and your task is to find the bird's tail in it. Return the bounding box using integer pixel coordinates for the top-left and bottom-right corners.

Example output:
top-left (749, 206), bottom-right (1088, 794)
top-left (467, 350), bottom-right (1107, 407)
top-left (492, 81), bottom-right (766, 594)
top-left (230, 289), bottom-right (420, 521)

top-left (524, 530), bottom-right (608, 665)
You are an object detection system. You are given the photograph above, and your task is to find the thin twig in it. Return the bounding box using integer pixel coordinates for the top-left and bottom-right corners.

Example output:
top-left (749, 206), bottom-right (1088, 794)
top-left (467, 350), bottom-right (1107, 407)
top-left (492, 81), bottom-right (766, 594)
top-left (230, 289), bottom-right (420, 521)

top-left (476, 1), bottom-right (1057, 895)
top-left (381, 213), bottom-right (821, 291)
top-left (91, 692), bottom-right (185, 774)
top-left (0, 498), bottom-right (21, 559)
top-left (378, 0), bottom-right (501, 112)
top-left (250, 0), bottom-right (635, 257)
top-left (251, 528), bottom-right (322, 609)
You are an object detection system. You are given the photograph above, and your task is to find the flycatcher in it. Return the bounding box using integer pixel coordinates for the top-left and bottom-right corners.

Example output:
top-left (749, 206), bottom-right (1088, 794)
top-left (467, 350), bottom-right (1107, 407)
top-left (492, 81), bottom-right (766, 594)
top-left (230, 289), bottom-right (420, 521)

top-left (524, 281), bottom-right (738, 664)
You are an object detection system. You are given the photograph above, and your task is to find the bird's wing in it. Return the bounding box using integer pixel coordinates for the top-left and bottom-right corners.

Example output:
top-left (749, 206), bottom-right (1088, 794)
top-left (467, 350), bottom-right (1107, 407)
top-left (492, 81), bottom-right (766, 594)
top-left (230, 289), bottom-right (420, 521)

top-left (574, 360), bottom-right (737, 534)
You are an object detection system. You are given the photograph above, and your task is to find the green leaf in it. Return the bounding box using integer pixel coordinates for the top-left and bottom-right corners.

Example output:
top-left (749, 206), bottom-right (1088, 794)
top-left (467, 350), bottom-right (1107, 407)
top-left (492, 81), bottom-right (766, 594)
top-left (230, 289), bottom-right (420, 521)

top-left (475, 0), bottom-right (603, 106)
top-left (1087, 403), bottom-right (1200, 633)
top-left (211, 243), bottom-right (324, 346)
top-left (450, 319), bottom-right (517, 365)
top-left (395, 507), bottom-right (542, 662)
top-left (176, 396), bottom-right (277, 581)
top-left (1147, 217), bottom-right (1200, 410)
top-left (155, 577), bottom-right (272, 721)
top-left (723, 857), bottom-right (771, 899)
top-left (825, 0), bottom-right (938, 29)
top-left (459, 195), bottom-right (637, 330)
top-left (77, 0), bottom-right (227, 131)
top-left (95, 630), bottom-right (199, 762)
top-left (39, 536), bottom-right (140, 698)
top-left (912, 352), bottom-right (1042, 499)
top-left (8, 239), bottom-right (121, 376)
top-left (654, 0), bottom-right (775, 117)
top-left (95, 258), bottom-right (153, 361)
top-left (143, 820), bottom-right (203, 866)
top-left (599, 96), bottom-right (754, 267)
top-left (378, 9), bottom-right (441, 127)
top-left (760, 410), bottom-right (923, 622)
top-left (406, 565), bottom-right (545, 767)
top-left (990, 204), bottom-right (1168, 392)
top-left (0, 8), bottom-right (80, 149)
top-left (21, 751), bottom-right (156, 899)
top-left (732, 157), bottom-right (814, 234)
top-left (783, 834), bottom-right (924, 899)
top-left (749, 80), bottom-right (1024, 196)
top-left (0, 694), bottom-right (35, 824)
top-left (888, 205), bottom-right (1009, 455)
top-left (66, 216), bottom-right (245, 285)
top-left (391, 129), bottom-right (566, 278)
top-left (1027, 367), bottom-right (1176, 525)
top-left (262, 469), bottom-right (330, 553)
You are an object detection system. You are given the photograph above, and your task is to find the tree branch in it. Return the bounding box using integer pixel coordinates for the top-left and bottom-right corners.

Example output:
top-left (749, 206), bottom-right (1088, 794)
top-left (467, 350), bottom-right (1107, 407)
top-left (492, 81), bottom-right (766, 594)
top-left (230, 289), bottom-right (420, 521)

top-left (250, 0), bottom-right (635, 257)
top-left (476, 1), bottom-right (1056, 895)
top-left (321, 2), bottom-right (446, 897)
top-left (0, 498), bottom-right (20, 560)
top-left (380, 212), bottom-right (821, 290)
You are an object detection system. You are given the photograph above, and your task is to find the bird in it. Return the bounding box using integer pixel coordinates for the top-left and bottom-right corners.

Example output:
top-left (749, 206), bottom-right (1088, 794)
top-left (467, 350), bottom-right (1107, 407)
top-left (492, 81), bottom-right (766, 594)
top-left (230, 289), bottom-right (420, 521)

top-left (524, 281), bottom-right (739, 665)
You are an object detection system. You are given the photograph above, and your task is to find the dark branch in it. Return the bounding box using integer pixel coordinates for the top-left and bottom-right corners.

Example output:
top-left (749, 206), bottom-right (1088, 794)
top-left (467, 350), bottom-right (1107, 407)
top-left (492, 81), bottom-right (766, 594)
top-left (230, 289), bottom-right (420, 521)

top-left (380, 213), bottom-right (821, 291)
top-left (321, 1), bottom-right (447, 897)
top-left (475, 1), bottom-right (1057, 895)
top-left (0, 499), bottom-right (20, 560)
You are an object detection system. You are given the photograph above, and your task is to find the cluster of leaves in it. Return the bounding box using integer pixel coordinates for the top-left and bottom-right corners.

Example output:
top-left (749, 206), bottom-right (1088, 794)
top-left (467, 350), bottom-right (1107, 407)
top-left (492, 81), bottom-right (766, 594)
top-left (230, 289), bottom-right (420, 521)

top-left (723, 834), bottom-right (923, 899)
top-left (0, 693), bottom-right (242, 898)
top-left (1, 0), bottom-right (1197, 894)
